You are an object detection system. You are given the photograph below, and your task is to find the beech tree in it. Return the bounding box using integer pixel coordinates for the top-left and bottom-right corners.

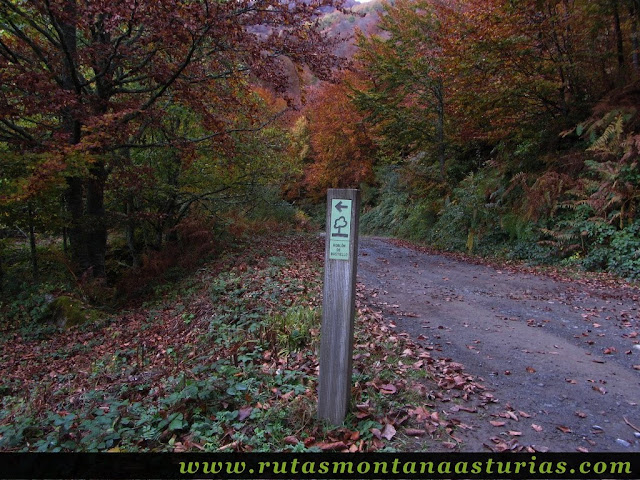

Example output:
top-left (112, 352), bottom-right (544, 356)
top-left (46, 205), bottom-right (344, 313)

top-left (354, 0), bottom-right (447, 180)
top-left (304, 74), bottom-right (376, 198)
top-left (0, 0), bottom-right (342, 276)
top-left (436, 0), bottom-right (640, 144)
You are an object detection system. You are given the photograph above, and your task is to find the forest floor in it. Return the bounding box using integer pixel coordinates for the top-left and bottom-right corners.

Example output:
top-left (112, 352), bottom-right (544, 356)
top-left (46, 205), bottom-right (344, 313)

top-left (0, 233), bottom-right (500, 452)
top-left (2, 232), bottom-right (640, 452)
top-left (357, 237), bottom-right (640, 452)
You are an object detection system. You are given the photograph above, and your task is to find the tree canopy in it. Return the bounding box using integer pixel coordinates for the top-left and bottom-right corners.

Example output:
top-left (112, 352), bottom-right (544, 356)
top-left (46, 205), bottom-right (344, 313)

top-left (1, 0), bottom-right (343, 276)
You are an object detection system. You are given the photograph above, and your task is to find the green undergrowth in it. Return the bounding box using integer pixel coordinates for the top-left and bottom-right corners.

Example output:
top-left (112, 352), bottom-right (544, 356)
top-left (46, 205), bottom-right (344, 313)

top-left (0, 233), bottom-right (464, 452)
top-left (362, 165), bottom-right (640, 284)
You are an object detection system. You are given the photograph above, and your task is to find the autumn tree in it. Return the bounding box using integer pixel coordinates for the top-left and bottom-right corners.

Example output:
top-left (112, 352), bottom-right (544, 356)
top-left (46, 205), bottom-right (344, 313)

top-left (354, 0), bottom-right (447, 180)
top-left (436, 0), bottom-right (640, 146)
top-left (303, 74), bottom-right (376, 198)
top-left (0, 150), bottom-right (67, 280)
top-left (0, 0), bottom-right (342, 276)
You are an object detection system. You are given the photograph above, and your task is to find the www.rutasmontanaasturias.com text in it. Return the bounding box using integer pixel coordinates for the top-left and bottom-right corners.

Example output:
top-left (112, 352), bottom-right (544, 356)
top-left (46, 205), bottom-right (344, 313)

top-left (178, 456), bottom-right (632, 477)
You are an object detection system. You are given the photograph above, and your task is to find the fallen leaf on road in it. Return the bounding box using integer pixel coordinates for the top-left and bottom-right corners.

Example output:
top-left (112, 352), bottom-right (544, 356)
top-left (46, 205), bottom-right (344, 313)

top-left (532, 424), bottom-right (543, 432)
top-left (505, 411), bottom-right (519, 421)
top-left (490, 421), bottom-right (506, 427)
top-left (556, 425), bottom-right (572, 433)
top-left (457, 406), bottom-right (478, 413)
top-left (526, 366), bottom-right (536, 373)
top-left (487, 440), bottom-right (511, 453)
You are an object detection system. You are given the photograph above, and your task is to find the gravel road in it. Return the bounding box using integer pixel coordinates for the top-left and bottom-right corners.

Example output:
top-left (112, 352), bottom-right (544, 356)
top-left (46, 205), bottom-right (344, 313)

top-left (357, 237), bottom-right (640, 452)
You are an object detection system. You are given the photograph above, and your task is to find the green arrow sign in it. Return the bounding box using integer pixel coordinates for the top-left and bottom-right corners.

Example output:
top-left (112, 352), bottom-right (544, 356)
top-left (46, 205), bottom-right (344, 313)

top-left (329, 199), bottom-right (352, 260)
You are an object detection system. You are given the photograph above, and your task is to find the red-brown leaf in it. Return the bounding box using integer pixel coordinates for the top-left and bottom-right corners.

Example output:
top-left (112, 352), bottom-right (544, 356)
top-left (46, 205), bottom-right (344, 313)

top-left (379, 384), bottom-right (397, 394)
top-left (237, 406), bottom-right (253, 422)
top-left (315, 441), bottom-right (347, 451)
top-left (381, 424), bottom-right (396, 440)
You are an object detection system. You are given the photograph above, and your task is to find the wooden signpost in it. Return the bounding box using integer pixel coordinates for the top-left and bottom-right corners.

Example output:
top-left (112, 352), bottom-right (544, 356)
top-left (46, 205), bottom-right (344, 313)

top-left (318, 188), bottom-right (360, 424)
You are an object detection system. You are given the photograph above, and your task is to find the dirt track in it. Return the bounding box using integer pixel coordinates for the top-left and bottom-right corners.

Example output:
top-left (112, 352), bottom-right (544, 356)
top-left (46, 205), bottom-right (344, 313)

top-left (357, 237), bottom-right (640, 452)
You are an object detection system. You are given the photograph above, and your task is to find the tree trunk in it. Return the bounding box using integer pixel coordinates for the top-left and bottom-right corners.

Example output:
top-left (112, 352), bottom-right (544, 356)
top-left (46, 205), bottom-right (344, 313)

top-left (65, 177), bottom-right (90, 273)
top-left (60, 195), bottom-right (68, 254)
top-left (28, 202), bottom-right (38, 280)
top-left (58, 1), bottom-right (108, 277)
top-left (160, 155), bottom-right (182, 246)
top-left (126, 195), bottom-right (139, 268)
top-left (86, 162), bottom-right (108, 277)
top-left (0, 247), bottom-right (4, 293)
top-left (56, 0), bottom-right (95, 275)
top-left (434, 81), bottom-right (446, 182)
top-left (630, 2), bottom-right (640, 73)
top-left (612, 0), bottom-right (626, 83)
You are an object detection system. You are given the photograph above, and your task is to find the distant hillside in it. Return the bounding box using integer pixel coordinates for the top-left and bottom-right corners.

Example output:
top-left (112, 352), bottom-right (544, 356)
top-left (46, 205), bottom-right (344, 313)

top-left (320, 0), bottom-right (384, 59)
top-left (274, 0), bottom-right (383, 109)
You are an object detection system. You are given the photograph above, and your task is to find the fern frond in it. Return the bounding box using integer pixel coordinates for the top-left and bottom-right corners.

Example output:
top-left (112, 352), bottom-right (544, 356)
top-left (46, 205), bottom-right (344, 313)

top-left (539, 228), bottom-right (577, 241)
top-left (587, 114), bottom-right (625, 155)
top-left (510, 171), bottom-right (527, 185)
top-left (504, 171), bottom-right (527, 197)
top-left (556, 201), bottom-right (577, 210)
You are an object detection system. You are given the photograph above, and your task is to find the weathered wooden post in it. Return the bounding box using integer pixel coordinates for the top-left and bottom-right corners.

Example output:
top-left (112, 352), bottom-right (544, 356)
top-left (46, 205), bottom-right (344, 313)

top-left (318, 188), bottom-right (360, 424)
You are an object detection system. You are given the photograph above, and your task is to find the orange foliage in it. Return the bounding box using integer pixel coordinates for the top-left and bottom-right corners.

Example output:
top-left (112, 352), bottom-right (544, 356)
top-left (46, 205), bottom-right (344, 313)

top-left (436, 0), bottom-right (633, 142)
top-left (304, 74), bottom-right (376, 199)
top-left (116, 215), bottom-right (219, 300)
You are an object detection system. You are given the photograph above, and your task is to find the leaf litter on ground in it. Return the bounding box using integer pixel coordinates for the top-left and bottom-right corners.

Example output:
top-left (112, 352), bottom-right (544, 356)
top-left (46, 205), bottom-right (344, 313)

top-left (1, 233), bottom-right (500, 452)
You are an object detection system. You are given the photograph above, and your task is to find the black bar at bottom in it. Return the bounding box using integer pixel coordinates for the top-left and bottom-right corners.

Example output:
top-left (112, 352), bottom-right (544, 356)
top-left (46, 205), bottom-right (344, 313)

top-left (0, 452), bottom-right (638, 479)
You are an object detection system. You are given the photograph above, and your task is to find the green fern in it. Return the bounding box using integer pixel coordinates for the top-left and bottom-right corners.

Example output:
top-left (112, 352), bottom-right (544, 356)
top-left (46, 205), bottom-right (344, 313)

top-left (587, 113), bottom-right (625, 154)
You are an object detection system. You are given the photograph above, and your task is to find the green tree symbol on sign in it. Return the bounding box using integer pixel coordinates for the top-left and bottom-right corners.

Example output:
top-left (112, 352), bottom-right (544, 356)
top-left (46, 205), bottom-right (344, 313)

top-left (333, 216), bottom-right (348, 237)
